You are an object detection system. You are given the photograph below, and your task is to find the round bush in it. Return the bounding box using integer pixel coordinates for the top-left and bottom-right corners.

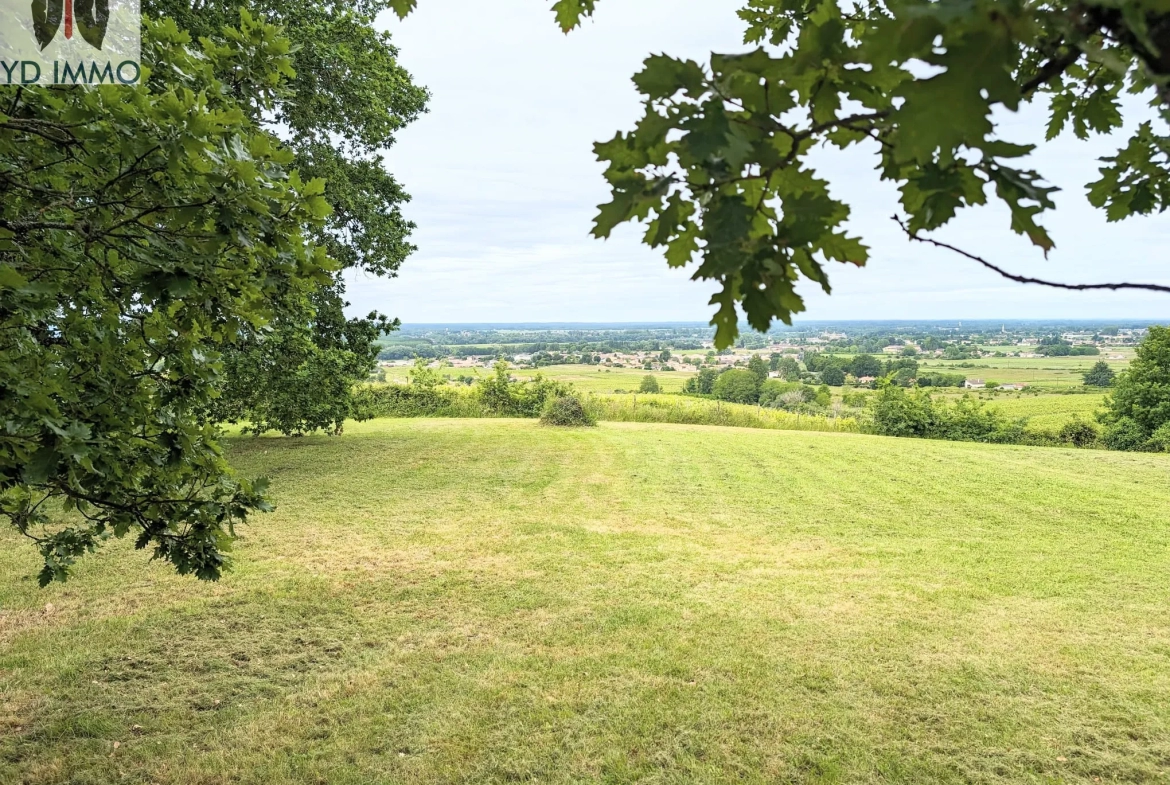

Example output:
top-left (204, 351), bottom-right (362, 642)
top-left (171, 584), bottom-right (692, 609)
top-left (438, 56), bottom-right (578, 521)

top-left (1058, 417), bottom-right (1100, 448)
top-left (1102, 417), bottom-right (1147, 451)
top-left (540, 395), bottom-right (597, 427)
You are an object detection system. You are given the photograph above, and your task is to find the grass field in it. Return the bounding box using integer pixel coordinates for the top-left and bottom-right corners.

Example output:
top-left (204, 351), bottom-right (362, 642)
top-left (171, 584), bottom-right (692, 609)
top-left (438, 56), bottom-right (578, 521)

top-left (512, 366), bottom-right (698, 393)
top-left (918, 353), bottom-right (1131, 388)
top-left (987, 393), bottom-right (1109, 429)
top-left (927, 392), bottom-right (1110, 429)
top-left (4, 419), bottom-right (1170, 783)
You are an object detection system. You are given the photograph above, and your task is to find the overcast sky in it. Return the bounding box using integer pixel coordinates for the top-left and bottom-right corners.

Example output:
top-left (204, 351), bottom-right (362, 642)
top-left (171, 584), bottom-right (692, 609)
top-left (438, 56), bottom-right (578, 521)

top-left (344, 0), bottom-right (1170, 325)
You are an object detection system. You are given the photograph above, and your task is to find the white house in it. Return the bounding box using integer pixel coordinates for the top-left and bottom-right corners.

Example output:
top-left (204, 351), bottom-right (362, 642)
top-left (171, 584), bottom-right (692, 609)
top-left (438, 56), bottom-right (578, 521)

top-left (964, 378), bottom-right (985, 389)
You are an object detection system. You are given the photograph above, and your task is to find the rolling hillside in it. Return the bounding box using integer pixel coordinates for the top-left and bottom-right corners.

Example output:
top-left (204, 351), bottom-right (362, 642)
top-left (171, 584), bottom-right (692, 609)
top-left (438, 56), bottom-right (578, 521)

top-left (3, 420), bottom-right (1169, 783)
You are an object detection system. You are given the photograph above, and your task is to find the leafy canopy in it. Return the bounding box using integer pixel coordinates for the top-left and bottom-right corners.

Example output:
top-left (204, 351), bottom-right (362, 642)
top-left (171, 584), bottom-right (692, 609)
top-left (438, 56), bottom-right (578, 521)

top-left (148, 0), bottom-right (429, 434)
top-left (1101, 325), bottom-right (1170, 443)
top-left (1, 15), bottom-right (332, 584)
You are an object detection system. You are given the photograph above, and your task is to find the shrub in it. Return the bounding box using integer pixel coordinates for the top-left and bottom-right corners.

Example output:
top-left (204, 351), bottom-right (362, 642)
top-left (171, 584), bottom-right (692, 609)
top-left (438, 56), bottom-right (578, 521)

top-left (868, 387), bottom-right (1028, 444)
top-left (1102, 417), bottom-right (1149, 451)
top-left (639, 375), bottom-right (661, 393)
top-left (476, 361), bottom-right (572, 417)
top-left (869, 386), bottom-right (936, 437)
top-left (541, 396), bottom-right (597, 427)
top-left (842, 390), bottom-right (871, 408)
top-left (759, 380), bottom-right (813, 407)
top-left (1148, 423), bottom-right (1170, 452)
top-left (1103, 417), bottom-right (1148, 450)
top-left (352, 383), bottom-right (483, 419)
top-left (407, 357), bottom-right (445, 390)
top-left (1058, 417), bottom-right (1100, 448)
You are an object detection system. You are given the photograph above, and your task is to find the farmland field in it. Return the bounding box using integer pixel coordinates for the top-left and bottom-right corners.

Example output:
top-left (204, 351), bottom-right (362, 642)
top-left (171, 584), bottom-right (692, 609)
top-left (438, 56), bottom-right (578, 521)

top-left (3, 419), bottom-right (1170, 784)
top-left (510, 365), bottom-right (698, 393)
top-left (927, 392), bottom-right (1110, 429)
top-left (988, 393), bottom-right (1109, 429)
top-left (381, 363), bottom-right (699, 394)
top-left (918, 352), bottom-right (1132, 388)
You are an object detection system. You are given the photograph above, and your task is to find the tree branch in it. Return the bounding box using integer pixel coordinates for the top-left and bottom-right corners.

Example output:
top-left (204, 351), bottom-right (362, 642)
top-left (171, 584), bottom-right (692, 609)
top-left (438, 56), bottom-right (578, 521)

top-left (1020, 46), bottom-right (1083, 95)
top-left (893, 215), bottom-right (1170, 293)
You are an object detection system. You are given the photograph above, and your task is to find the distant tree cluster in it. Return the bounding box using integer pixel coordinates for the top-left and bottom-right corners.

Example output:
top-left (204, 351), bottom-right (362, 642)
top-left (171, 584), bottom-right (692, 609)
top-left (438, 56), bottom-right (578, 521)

top-left (805, 354), bottom-right (934, 388)
top-left (1036, 336), bottom-right (1101, 356)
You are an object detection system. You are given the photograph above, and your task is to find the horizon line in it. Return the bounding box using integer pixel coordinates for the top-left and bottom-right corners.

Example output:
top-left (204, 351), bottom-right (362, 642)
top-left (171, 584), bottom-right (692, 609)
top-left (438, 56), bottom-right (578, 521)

top-left (395, 318), bottom-right (1167, 328)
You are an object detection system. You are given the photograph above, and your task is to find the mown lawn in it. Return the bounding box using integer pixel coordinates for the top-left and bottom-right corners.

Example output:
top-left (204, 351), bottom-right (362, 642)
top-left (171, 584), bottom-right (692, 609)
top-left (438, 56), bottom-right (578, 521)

top-left (2, 419), bottom-right (1170, 784)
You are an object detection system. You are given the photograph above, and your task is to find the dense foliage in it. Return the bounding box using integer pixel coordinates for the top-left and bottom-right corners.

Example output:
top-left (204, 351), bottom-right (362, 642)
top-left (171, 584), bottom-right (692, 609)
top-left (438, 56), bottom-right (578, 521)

top-left (149, 0), bottom-right (428, 434)
top-left (1100, 325), bottom-right (1170, 449)
top-left (713, 369), bottom-right (763, 403)
top-left (540, 396), bottom-right (598, 427)
top-left (0, 16), bottom-right (332, 583)
top-left (1083, 360), bottom-right (1117, 387)
top-left (869, 387), bottom-right (1031, 444)
top-left (759, 380), bottom-right (817, 408)
top-left (356, 362), bottom-right (573, 420)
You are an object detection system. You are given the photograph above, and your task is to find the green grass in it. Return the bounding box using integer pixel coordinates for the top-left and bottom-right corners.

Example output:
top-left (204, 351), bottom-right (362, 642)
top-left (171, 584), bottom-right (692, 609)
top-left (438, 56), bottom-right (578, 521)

top-left (590, 393), bottom-right (857, 432)
top-left (4, 419), bottom-right (1170, 783)
top-left (987, 393), bottom-right (1109, 429)
top-left (513, 365), bottom-right (698, 394)
top-left (928, 391), bottom-right (1110, 429)
top-left (918, 353), bottom-right (1132, 388)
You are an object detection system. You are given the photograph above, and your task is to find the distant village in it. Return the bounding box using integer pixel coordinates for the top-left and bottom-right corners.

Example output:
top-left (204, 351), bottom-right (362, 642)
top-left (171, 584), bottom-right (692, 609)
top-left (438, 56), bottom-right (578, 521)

top-left (379, 324), bottom-right (1140, 391)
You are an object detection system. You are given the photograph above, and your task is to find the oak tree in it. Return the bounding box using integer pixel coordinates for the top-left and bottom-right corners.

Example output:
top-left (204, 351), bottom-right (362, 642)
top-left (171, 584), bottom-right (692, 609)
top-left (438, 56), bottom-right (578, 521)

top-left (1, 15), bottom-right (332, 583)
top-left (149, 0), bottom-right (429, 433)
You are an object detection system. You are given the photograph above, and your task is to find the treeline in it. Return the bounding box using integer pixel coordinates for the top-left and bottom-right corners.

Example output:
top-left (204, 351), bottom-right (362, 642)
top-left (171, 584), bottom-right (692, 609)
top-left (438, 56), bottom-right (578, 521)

top-left (681, 359), bottom-right (840, 414)
top-left (1034, 336), bottom-right (1101, 356)
top-left (354, 361), bottom-right (570, 419)
top-left (804, 353), bottom-right (943, 386)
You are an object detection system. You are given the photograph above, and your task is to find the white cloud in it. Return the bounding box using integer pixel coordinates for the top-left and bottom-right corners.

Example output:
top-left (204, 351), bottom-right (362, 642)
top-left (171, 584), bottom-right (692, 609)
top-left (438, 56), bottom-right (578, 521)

top-left (347, 0), bottom-right (1170, 325)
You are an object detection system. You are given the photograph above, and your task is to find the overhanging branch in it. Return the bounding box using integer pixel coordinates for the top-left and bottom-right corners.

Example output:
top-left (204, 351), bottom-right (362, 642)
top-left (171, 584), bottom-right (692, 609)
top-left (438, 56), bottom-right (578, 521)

top-left (893, 215), bottom-right (1170, 294)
